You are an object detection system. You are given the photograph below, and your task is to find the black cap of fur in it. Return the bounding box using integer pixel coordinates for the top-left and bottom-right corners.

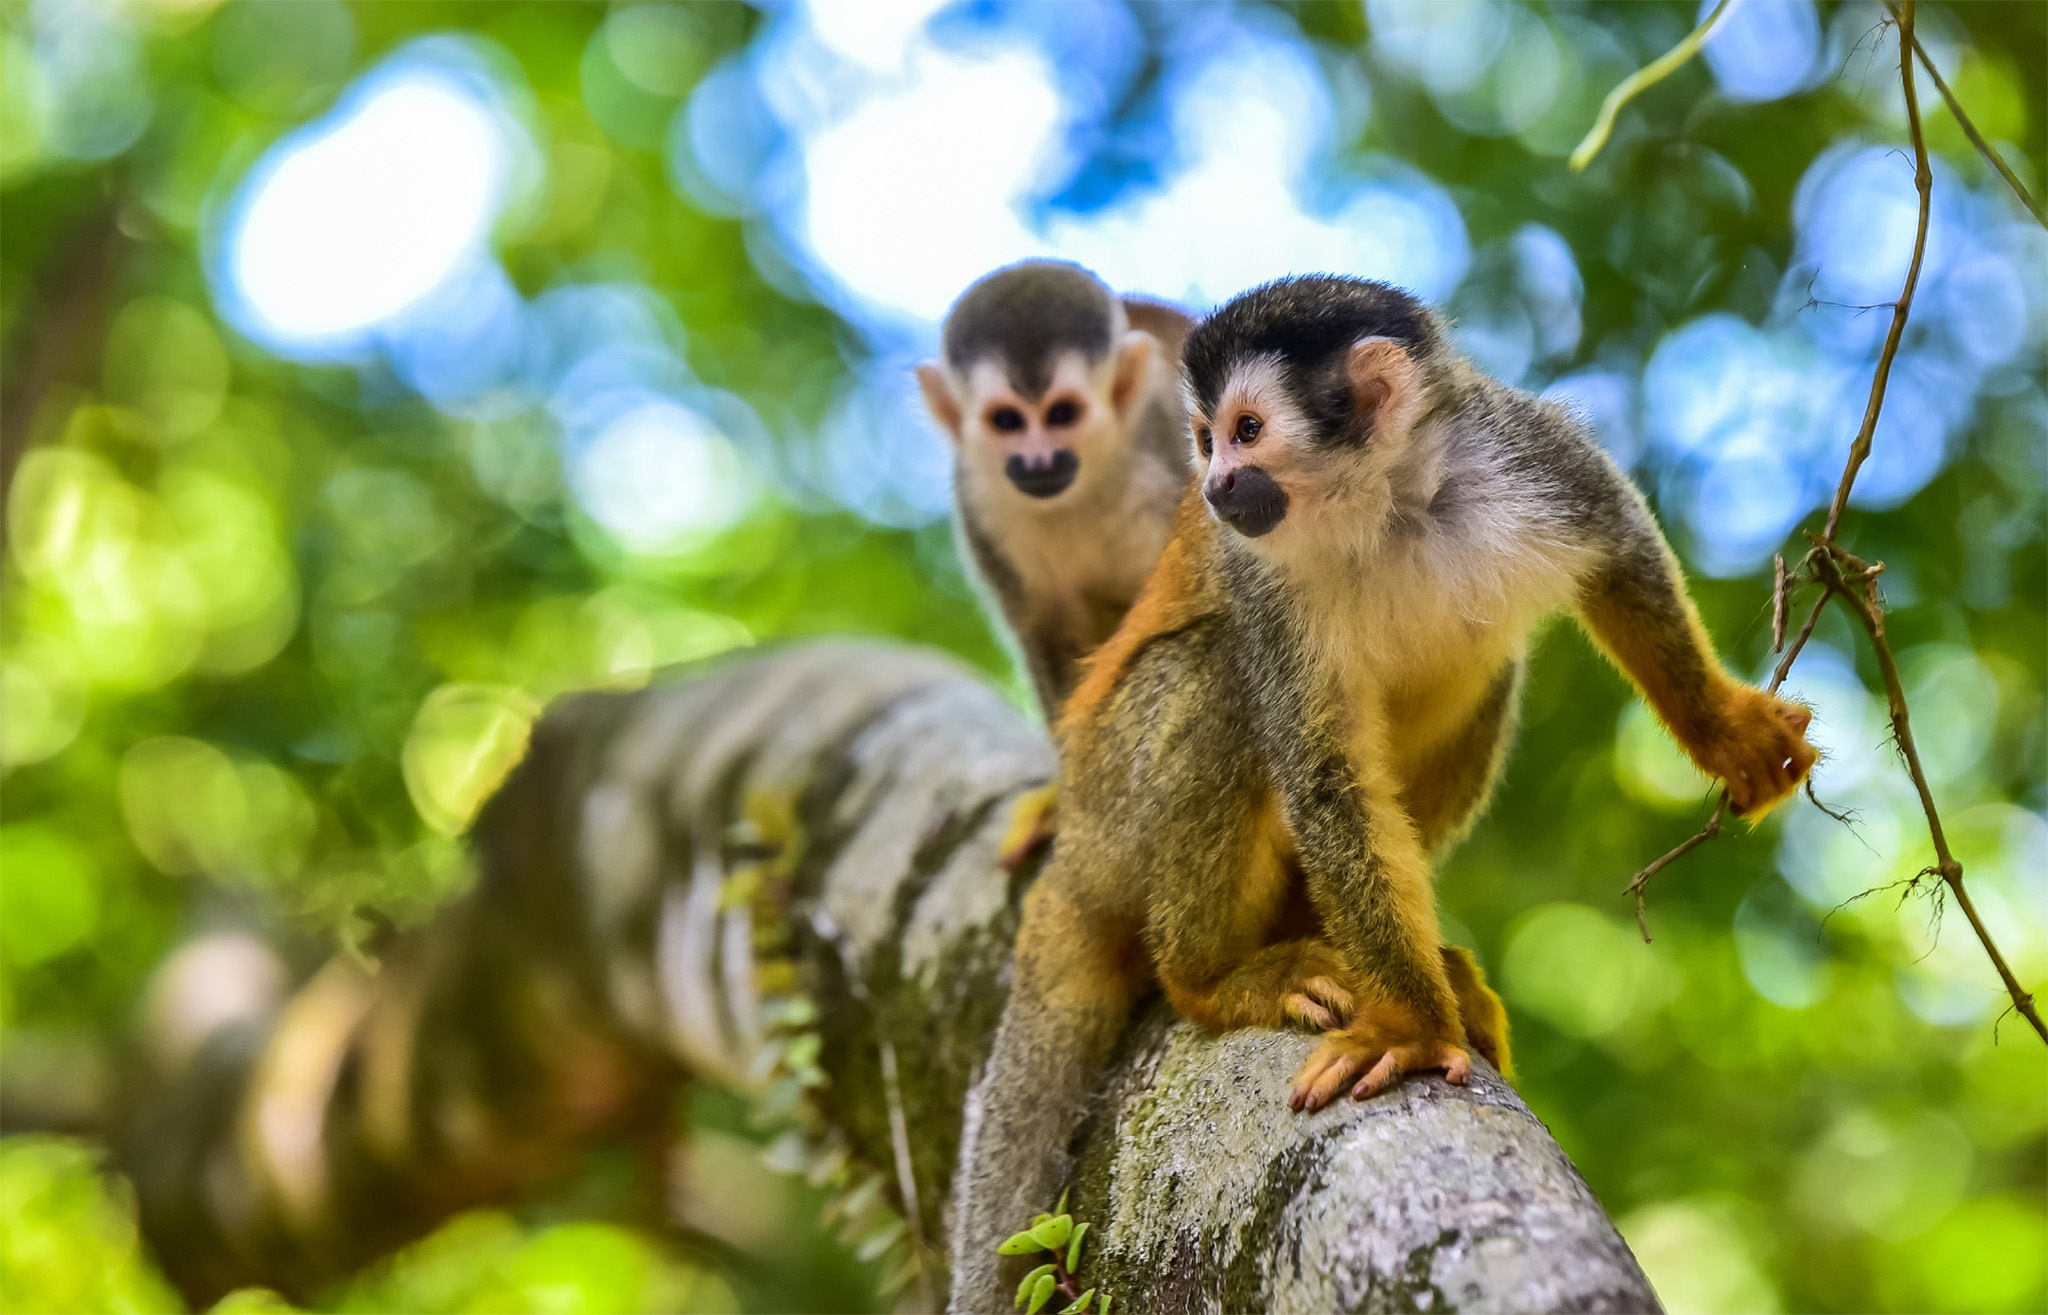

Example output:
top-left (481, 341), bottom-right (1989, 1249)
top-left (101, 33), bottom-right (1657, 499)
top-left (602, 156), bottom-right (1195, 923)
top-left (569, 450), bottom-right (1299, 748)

top-left (1182, 277), bottom-right (1436, 444)
top-left (943, 260), bottom-right (1116, 399)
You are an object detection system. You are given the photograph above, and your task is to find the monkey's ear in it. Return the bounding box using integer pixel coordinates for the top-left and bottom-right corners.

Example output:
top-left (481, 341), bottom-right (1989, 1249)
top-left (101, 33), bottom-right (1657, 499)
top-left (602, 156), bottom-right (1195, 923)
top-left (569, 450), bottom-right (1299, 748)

top-left (916, 361), bottom-right (964, 443)
top-left (1346, 337), bottom-right (1421, 440)
top-left (1109, 330), bottom-right (1155, 421)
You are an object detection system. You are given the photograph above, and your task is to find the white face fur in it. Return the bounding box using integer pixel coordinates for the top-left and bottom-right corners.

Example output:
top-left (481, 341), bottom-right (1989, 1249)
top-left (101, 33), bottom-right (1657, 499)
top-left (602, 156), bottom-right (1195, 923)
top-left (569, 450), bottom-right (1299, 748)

top-left (934, 338), bottom-right (1158, 518)
top-left (1196, 343), bottom-right (1591, 678)
top-left (1190, 346), bottom-right (1430, 567)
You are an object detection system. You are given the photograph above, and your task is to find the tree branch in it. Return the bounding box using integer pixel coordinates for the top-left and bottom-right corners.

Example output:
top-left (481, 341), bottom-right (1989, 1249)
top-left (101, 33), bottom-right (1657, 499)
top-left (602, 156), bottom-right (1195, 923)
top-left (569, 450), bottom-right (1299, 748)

top-left (119, 642), bottom-right (1660, 1311)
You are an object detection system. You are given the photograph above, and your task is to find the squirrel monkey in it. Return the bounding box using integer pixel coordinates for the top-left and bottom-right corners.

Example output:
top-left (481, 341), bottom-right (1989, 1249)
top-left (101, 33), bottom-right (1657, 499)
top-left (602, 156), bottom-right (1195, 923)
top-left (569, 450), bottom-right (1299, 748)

top-left (921, 263), bottom-right (1515, 1069)
top-left (947, 277), bottom-right (1816, 1309)
top-left (917, 260), bottom-right (1195, 720)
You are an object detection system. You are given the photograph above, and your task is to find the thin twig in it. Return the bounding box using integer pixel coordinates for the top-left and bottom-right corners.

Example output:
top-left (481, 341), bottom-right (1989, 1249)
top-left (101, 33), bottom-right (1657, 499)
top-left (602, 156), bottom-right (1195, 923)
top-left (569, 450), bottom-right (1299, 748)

top-left (1881, 0), bottom-right (2046, 228)
top-left (1626, 801), bottom-right (1724, 944)
top-left (876, 1036), bottom-right (936, 1313)
top-left (1771, 554), bottom-right (1789, 652)
top-left (1614, 3), bottom-right (2047, 1044)
top-left (1769, 572), bottom-right (1834, 696)
top-left (1822, 20), bottom-right (1933, 540)
top-left (1803, 777), bottom-right (1859, 829)
top-left (1812, 543), bottom-right (2047, 1042)
top-left (1570, 0), bottom-right (1738, 172)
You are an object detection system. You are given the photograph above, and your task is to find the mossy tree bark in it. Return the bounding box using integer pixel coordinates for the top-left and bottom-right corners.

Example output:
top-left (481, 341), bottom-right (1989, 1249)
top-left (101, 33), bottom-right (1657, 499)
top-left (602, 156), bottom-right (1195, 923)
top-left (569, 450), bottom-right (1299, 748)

top-left (122, 641), bottom-right (1660, 1313)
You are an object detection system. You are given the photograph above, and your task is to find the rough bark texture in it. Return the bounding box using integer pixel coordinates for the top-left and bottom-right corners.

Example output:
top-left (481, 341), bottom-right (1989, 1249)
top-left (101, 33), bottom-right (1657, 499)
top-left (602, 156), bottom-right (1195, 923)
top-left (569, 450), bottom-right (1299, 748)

top-left (120, 641), bottom-right (1660, 1313)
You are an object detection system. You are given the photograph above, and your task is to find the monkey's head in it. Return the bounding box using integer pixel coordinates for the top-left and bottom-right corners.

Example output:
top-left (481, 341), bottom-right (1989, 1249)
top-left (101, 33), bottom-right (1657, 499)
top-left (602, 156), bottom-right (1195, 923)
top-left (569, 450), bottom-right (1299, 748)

top-left (918, 261), bottom-right (1162, 507)
top-left (1181, 276), bottom-right (1445, 555)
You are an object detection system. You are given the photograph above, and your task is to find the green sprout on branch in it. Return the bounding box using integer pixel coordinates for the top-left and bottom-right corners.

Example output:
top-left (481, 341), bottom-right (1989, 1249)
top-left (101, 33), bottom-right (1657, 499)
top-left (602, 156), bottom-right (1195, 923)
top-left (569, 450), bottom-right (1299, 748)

top-left (995, 1192), bottom-right (1109, 1315)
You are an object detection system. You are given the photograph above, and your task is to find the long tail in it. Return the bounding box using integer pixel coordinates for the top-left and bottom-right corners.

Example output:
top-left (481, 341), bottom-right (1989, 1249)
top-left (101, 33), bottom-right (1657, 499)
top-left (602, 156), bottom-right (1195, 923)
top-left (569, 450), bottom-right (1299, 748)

top-left (947, 907), bottom-right (1138, 1311)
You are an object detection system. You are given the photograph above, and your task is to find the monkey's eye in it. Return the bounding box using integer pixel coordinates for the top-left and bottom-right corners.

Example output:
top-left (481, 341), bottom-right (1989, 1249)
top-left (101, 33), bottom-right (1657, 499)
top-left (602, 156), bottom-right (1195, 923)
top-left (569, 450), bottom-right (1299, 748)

top-left (1045, 399), bottom-right (1079, 427)
top-left (1195, 425), bottom-right (1213, 457)
top-left (1232, 414), bottom-right (1262, 444)
top-left (989, 407), bottom-right (1025, 433)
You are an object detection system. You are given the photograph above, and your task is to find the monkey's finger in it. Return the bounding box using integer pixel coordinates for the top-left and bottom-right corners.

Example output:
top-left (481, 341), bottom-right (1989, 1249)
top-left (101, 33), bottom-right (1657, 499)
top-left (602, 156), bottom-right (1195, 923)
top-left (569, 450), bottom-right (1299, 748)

top-left (1283, 994), bottom-right (1338, 1032)
top-left (1440, 1046), bottom-right (1471, 1085)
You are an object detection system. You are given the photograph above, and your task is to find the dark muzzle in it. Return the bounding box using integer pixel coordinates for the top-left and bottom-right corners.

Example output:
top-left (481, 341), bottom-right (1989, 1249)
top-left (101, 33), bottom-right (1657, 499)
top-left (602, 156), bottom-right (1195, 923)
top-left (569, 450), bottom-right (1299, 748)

top-left (1203, 467), bottom-right (1288, 537)
top-left (1006, 449), bottom-right (1079, 498)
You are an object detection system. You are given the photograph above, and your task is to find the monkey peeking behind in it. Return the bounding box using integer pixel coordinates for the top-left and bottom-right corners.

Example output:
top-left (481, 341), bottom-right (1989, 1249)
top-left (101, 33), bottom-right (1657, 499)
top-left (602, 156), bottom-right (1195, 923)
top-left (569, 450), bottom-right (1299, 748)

top-left (917, 260), bottom-right (1195, 722)
top-left (947, 275), bottom-right (1816, 1311)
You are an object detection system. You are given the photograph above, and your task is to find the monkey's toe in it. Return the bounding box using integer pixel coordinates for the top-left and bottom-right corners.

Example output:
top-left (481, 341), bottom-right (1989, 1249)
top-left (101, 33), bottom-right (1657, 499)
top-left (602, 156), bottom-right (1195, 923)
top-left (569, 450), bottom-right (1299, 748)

top-left (1463, 1025), bottom-right (1509, 1077)
top-left (1289, 1036), bottom-right (1382, 1111)
top-left (1347, 1050), bottom-right (1402, 1100)
top-left (1349, 1042), bottom-right (1470, 1101)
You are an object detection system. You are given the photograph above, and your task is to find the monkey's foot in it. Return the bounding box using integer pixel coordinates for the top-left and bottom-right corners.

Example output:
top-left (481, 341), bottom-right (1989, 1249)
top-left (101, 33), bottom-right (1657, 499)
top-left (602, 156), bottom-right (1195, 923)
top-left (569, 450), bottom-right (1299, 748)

top-left (999, 783), bottom-right (1059, 870)
top-left (1441, 945), bottom-right (1513, 1078)
top-left (1702, 688), bottom-right (1818, 818)
top-left (1287, 1025), bottom-right (1469, 1112)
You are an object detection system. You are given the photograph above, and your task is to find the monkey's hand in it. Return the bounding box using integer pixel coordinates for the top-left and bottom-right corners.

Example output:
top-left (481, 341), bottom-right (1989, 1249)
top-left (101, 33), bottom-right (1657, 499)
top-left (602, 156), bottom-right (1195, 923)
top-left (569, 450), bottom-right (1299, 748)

top-left (1263, 938), bottom-right (1358, 1033)
top-left (1165, 939), bottom-right (1356, 1033)
top-left (998, 783), bottom-right (1060, 870)
top-left (1283, 973), bottom-right (1356, 1033)
top-left (1694, 686), bottom-right (1817, 819)
top-left (1287, 999), bottom-right (1470, 1112)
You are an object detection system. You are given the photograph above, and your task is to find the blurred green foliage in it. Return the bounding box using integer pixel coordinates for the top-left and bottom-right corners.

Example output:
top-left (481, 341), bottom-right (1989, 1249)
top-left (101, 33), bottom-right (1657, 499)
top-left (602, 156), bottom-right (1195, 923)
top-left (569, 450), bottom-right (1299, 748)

top-left (0, 2), bottom-right (2042, 1313)
top-left (0, 1138), bottom-right (181, 1314)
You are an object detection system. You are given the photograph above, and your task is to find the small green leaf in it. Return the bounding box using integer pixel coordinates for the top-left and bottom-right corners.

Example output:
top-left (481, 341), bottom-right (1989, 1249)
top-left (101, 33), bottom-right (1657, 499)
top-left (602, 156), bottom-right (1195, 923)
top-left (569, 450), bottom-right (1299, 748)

top-left (1030, 1215), bottom-right (1072, 1250)
top-left (996, 1230), bottom-right (1043, 1256)
top-left (1066, 1221), bottom-right (1089, 1272)
top-left (1014, 1264), bottom-right (1056, 1310)
top-left (1060, 1289), bottom-right (1096, 1314)
top-left (1026, 1273), bottom-right (1057, 1315)
top-left (1099, 1292), bottom-right (1112, 1315)
top-left (1032, 1213), bottom-right (1052, 1228)
top-left (1055, 1189), bottom-right (1069, 1216)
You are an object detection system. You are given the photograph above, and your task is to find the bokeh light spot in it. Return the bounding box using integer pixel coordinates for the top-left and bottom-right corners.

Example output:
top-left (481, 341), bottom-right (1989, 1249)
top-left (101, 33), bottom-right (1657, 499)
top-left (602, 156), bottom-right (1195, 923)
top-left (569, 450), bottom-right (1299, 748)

top-left (571, 400), bottom-right (757, 552)
top-left (1502, 903), bottom-right (1673, 1038)
top-left (222, 59), bottom-right (514, 351)
top-left (401, 684), bottom-right (540, 837)
top-left (0, 825), bottom-right (99, 968)
top-left (1701, 0), bottom-right (1821, 104)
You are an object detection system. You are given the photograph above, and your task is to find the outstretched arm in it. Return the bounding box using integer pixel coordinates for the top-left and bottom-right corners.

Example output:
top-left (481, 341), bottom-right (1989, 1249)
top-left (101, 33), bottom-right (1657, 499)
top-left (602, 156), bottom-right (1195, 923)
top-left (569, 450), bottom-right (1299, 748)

top-left (1573, 463), bottom-right (1816, 816)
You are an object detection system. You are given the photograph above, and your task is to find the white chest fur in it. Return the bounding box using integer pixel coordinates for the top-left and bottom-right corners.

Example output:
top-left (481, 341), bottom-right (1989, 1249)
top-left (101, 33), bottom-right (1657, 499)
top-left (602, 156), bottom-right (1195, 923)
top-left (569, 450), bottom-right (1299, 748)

top-left (1287, 454), bottom-right (1589, 769)
top-left (971, 447), bottom-right (1180, 644)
